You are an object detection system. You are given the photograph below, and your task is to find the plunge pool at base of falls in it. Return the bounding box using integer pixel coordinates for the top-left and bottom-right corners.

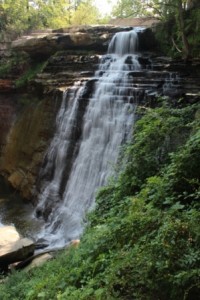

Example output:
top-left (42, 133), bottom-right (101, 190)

top-left (0, 176), bottom-right (43, 239)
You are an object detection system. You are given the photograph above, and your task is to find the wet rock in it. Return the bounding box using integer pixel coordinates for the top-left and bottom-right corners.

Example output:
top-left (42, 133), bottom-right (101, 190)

top-left (23, 253), bottom-right (53, 271)
top-left (35, 238), bottom-right (49, 250)
top-left (0, 226), bottom-right (35, 271)
top-left (138, 28), bottom-right (158, 52)
top-left (9, 251), bottom-right (54, 271)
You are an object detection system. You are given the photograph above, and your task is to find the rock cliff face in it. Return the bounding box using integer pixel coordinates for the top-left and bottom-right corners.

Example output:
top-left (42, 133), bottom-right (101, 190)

top-left (0, 95), bottom-right (16, 157)
top-left (0, 25), bottom-right (199, 200)
top-left (12, 25), bottom-right (157, 59)
top-left (0, 94), bottom-right (60, 199)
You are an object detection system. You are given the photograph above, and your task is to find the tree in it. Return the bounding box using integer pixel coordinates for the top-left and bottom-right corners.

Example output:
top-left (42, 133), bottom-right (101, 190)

top-left (176, 0), bottom-right (190, 58)
top-left (0, 4), bottom-right (8, 31)
top-left (112, 0), bottom-right (196, 58)
top-left (112, 0), bottom-right (151, 18)
top-left (186, 0), bottom-right (200, 9)
top-left (0, 0), bottom-right (75, 32)
top-left (72, 0), bottom-right (100, 25)
top-left (33, 0), bottom-right (72, 28)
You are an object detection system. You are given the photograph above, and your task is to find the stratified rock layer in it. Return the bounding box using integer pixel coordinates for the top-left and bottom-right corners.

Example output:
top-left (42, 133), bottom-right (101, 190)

top-left (11, 26), bottom-right (157, 59)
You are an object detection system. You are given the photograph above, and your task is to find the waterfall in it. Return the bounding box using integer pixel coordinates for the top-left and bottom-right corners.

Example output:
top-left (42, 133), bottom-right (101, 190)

top-left (36, 82), bottom-right (86, 219)
top-left (36, 30), bottom-right (141, 248)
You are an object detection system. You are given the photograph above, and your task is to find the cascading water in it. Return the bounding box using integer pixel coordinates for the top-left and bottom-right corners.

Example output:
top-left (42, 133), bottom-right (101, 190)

top-left (36, 30), bottom-right (141, 248)
top-left (36, 82), bottom-right (87, 219)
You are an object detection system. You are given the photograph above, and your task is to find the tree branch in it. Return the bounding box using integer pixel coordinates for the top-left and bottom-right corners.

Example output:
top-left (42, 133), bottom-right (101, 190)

top-left (171, 36), bottom-right (182, 52)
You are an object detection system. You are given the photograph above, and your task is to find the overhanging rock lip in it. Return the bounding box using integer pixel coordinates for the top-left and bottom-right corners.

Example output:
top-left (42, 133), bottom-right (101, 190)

top-left (11, 25), bottom-right (157, 59)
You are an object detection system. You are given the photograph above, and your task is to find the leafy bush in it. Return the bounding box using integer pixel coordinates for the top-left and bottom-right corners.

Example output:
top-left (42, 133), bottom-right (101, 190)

top-left (94, 103), bottom-right (198, 213)
top-left (0, 53), bottom-right (30, 78)
top-left (0, 53), bottom-right (46, 90)
top-left (15, 62), bottom-right (46, 89)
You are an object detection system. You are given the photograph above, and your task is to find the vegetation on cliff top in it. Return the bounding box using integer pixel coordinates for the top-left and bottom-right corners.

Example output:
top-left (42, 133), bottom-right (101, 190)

top-left (1, 1), bottom-right (200, 59)
top-left (0, 99), bottom-right (199, 299)
top-left (0, 0), bottom-right (106, 36)
top-left (0, 51), bottom-right (46, 90)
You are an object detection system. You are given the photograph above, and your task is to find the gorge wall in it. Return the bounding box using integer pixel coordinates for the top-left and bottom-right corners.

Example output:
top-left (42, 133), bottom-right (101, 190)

top-left (0, 25), bottom-right (199, 202)
top-left (0, 94), bottom-right (59, 199)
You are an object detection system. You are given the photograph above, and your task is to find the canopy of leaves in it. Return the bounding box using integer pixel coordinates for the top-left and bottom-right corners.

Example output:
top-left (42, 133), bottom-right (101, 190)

top-left (112, 0), bottom-right (200, 19)
top-left (112, 0), bottom-right (149, 18)
top-left (72, 0), bottom-right (100, 25)
top-left (0, 0), bottom-right (102, 37)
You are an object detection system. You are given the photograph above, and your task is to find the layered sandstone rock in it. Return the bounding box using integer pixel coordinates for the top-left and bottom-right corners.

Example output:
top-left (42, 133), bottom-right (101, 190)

top-left (11, 26), bottom-right (130, 58)
top-left (11, 25), bottom-right (157, 59)
top-left (0, 95), bottom-right (61, 199)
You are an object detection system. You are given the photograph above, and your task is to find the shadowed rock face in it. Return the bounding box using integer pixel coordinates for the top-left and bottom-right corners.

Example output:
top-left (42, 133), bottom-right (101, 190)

top-left (0, 51), bottom-right (102, 200)
top-left (0, 96), bottom-right (16, 157)
top-left (0, 94), bottom-right (61, 199)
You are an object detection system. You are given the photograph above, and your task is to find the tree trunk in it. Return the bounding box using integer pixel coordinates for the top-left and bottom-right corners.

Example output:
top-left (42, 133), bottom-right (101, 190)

top-left (177, 0), bottom-right (190, 59)
top-left (187, 0), bottom-right (200, 9)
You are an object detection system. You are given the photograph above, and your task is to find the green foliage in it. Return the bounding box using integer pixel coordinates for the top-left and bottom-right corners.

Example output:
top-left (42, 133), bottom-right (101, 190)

top-left (0, 52), bottom-right (29, 78)
top-left (112, 0), bottom-right (149, 18)
top-left (113, 104), bottom-right (196, 199)
top-left (0, 0), bottom-right (69, 33)
top-left (0, 0), bottom-right (106, 38)
top-left (0, 101), bottom-right (199, 299)
top-left (15, 61), bottom-right (46, 88)
top-left (161, 7), bottom-right (200, 58)
top-left (0, 52), bottom-right (46, 92)
top-left (72, 0), bottom-right (101, 25)
top-left (184, 8), bottom-right (200, 57)
top-left (0, 60), bottom-right (13, 77)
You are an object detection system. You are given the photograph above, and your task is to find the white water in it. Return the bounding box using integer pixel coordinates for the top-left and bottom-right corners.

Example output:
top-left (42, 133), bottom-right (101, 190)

top-left (36, 82), bottom-right (85, 215)
top-left (36, 30), bottom-right (141, 248)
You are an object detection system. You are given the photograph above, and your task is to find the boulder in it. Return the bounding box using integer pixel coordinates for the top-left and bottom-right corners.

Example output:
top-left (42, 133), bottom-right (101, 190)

top-left (70, 239), bottom-right (80, 248)
top-left (0, 226), bottom-right (35, 270)
top-left (23, 253), bottom-right (53, 271)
